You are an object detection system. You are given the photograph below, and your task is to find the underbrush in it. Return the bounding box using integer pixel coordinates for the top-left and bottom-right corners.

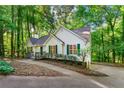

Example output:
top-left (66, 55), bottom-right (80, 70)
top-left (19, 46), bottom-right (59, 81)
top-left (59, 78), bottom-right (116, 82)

top-left (0, 60), bottom-right (15, 75)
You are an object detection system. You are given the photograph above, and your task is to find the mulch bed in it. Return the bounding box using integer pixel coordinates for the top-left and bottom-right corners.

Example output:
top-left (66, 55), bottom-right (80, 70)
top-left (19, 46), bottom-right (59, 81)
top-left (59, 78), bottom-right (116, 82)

top-left (40, 60), bottom-right (108, 77)
top-left (92, 62), bottom-right (124, 67)
top-left (1, 61), bottom-right (64, 76)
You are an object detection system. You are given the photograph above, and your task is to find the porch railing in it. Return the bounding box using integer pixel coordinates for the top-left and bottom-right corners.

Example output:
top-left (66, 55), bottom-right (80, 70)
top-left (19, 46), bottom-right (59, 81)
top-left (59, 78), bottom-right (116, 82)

top-left (34, 52), bottom-right (83, 62)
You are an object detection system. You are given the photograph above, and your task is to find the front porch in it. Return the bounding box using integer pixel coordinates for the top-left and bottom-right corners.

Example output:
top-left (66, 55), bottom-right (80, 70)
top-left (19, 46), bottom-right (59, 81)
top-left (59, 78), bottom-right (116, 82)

top-left (30, 52), bottom-right (82, 61)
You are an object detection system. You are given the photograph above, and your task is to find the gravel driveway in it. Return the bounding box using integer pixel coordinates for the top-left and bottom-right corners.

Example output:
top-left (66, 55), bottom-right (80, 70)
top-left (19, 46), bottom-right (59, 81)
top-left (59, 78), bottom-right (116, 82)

top-left (0, 59), bottom-right (107, 88)
top-left (1, 59), bottom-right (124, 88)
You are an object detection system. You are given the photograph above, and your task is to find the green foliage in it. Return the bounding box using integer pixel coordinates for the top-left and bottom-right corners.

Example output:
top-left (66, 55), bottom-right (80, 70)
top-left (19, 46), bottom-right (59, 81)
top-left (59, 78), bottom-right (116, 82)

top-left (76, 5), bottom-right (124, 63)
top-left (1, 5), bottom-right (124, 64)
top-left (0, 60), bottom-right (15, 74)
top-left (0, 61), bottom-right (11, 66)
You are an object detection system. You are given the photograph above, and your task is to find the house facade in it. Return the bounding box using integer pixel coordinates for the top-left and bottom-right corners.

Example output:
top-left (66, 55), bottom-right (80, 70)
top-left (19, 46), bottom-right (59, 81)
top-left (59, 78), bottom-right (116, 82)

top-left (27, 26), bottom-right (91, 63)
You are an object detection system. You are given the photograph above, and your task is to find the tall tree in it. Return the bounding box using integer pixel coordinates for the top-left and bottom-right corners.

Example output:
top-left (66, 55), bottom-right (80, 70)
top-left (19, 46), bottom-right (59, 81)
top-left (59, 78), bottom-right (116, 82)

top-left (11, 6), bottom-right (15, 58)
top-left (17, 6), bottom-right (21, 58)
top-left (102, 6), bottom-right (121, 63)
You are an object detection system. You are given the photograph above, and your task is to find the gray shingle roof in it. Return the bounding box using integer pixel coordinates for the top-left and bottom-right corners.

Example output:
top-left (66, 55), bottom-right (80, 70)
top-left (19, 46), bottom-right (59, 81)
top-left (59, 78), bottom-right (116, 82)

top-left (36, 35), bottom-right (50, 45)
top-left (72, 27), bottom-right (90, 41)
top-left (30, 38), bottom-right (38, 45)
top-left (29, 35), bottom-right (49, 45)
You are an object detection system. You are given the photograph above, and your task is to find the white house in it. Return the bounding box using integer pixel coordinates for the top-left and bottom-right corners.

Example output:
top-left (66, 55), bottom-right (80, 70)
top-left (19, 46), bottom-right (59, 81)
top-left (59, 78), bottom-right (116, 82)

top-left (27, 26), bottom-right (91, 63)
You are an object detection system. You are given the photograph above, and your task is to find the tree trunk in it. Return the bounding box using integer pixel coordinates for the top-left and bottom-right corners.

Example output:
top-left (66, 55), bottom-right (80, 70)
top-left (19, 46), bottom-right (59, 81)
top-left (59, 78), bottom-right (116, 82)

top-left (26, 8), bottom-right (31, 38)
top-left (32, 7), bottom-right (35, 32)
top-left (0, 26), bottom-right (4, 58)
top-left (101, 30), bottom-right (105, 62)
top-left (21, 14), bottom-right (24, 58)
top-left (111, 25), bottom-right (115, 63)
top-left (122, 13), bottom-right (124, 63)
top-left (107, 26), bottom-right (110, 62)
top-left (17, 6), bottom-right (21, 58)
top-left (11, 6), bottom-right (14, 58)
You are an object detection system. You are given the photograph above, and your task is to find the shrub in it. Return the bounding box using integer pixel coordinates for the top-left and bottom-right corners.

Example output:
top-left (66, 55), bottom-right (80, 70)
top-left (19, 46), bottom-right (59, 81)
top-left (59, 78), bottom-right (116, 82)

top-left (0, 61), bottom-right (11, 66)
top-left (0, 60), bottom-right (15, 75)
top-left (55, 54), bottom-right (65, 60)
top-left (67, 55), bottom-right (78, 61)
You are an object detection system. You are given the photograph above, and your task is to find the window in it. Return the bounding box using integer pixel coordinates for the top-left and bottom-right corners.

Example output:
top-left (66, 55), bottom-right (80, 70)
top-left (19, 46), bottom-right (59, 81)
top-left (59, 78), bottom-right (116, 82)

top-left (69, 45), bottom-right (77, 54)
top-left (49, 45), bottom-right (57, 55)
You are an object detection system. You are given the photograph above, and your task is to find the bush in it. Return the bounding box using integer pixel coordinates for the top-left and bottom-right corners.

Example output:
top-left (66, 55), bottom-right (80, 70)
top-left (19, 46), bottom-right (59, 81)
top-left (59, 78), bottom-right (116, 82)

top-left (55, 54), bottom-right (65, 60)
top-left (67, 55), bottom-right (79, 61)
top-left (0, 60), bottom-right (15, 75)
top-left (0, 61), bottom-right (11, 66)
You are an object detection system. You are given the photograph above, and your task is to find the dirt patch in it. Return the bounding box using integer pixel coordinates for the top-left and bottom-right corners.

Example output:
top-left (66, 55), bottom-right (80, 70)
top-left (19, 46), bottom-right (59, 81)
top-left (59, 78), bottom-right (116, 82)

top-left (40, 60), bottom-right (108, 77)
top-left (0, 61), bottom-right (64, 76)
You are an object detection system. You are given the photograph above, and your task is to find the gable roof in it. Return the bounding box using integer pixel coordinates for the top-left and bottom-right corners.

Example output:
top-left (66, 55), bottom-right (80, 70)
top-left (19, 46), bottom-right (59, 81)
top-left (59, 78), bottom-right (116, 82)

top-left (53, 26), bottom-right (86, 42)
top-left (30, 37), bottom-right (38, 45)
top-left (28, 26), bottom-right (91, 46)
top-left (42, 26), bottom-right (91, 45)
top-left (52, 34), bottom-right (65, 44)
top-left (36, 35), bottom-right (50, 45)
top-left (43, 33), bottom-right (65, 45)
top-left (72, 27), bottom-right (91, 41)
top-left (55, 26), bottom-right (91, 42)
top-left (29, 35), bottom-right (50, 46)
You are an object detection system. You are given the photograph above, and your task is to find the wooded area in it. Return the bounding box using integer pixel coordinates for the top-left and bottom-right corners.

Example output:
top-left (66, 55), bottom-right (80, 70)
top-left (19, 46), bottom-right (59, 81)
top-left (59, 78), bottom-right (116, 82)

top-left (0, 5), bottom-right (124, 64)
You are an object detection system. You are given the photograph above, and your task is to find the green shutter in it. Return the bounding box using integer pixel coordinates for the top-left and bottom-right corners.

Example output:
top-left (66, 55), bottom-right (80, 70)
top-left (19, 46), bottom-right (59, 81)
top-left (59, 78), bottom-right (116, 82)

top-left (56, 45), bottom-right (58, 54)
top-left (67, 45), bottom-right (69, 55)
top-left (77, 44), bottom-right (80, 55)
top-left (49, 46), bottom-right (51, 54)
top-left (40, 47), bottom-right (43, 55)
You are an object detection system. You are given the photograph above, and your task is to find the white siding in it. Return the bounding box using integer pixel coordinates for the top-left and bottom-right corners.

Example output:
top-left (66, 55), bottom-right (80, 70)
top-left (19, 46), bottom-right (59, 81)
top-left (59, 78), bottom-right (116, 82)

top-left (45, 36), bottom-right (63, 54)
top-left (33, 47), bottom-right (40, 53)
top-left (32, 46), bottom-right (40, 56)
top-left (43, 45), bottom-right (46, 52)
top-left (56, 27), bottom-right (86, 54)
